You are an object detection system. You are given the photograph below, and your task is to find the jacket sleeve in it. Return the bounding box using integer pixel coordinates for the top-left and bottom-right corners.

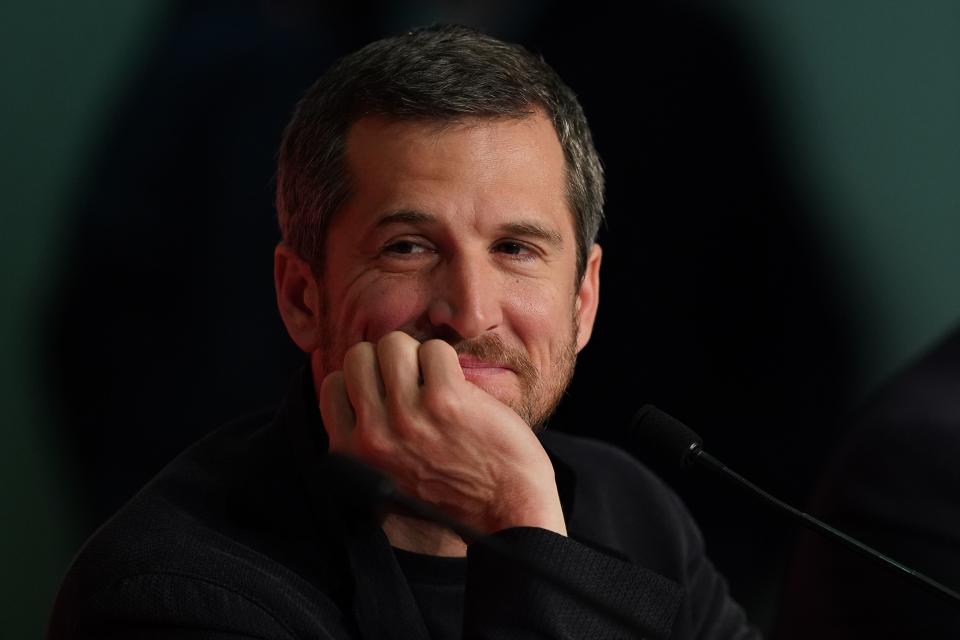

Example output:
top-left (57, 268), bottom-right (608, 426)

top-left (464, 527), bottom-right (682, 639)
top-left (464, 527), bottom-right (759, 640)
top-left (50, 572), bottom-right (349, 640)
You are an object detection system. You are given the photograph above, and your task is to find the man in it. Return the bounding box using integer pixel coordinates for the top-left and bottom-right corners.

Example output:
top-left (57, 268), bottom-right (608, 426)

top-left (49, 25), bottom-right (756, 639)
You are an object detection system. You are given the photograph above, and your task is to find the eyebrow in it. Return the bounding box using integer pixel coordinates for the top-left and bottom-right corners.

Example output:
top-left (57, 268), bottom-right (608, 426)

top-left (498, 221), bottom-right (563, 248)
top-left (375, 209), bottom-right (435, 228)
top-left (374, 209), bottom-right (563, 248)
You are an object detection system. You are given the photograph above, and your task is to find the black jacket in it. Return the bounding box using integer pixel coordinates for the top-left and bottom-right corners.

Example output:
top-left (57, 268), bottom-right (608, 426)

top-left (49, 368), bottom-right (756, 639)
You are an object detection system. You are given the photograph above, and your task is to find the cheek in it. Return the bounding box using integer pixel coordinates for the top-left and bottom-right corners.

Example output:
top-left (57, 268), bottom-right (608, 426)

top-left (507, 286), bottom-right (552, 325)
top-left (503, 279), bottom-right (573, 355)
top-left (337, 276), bottom-right (432, 343)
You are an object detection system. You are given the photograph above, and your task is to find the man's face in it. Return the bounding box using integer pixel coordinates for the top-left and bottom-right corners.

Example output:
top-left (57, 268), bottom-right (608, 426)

top-left (313, 112), bottom-right (601, 429)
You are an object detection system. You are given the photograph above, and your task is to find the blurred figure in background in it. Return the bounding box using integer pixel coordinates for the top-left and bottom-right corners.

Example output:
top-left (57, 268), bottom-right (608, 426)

top-left (778, 325), bottom-right (960, 637)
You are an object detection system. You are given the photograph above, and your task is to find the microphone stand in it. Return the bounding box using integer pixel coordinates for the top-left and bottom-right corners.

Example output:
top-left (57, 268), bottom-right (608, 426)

top-left (632, 404), bottom-right (960, 610)
top-left (690, 446), bottom-right (960, 608)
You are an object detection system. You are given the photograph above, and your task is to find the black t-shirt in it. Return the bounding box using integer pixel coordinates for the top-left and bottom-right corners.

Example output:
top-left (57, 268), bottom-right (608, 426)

top-left (393, 548), bottom-right (467, 640)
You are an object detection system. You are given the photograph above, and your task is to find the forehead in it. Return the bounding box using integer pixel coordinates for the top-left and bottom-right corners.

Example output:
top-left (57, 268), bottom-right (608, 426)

top-left (337, 112), bottom-right (572, 235)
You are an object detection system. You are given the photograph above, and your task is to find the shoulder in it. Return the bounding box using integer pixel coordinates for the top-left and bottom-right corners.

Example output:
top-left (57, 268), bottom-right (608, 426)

top-left (541, 429), bottom-right (680, 508)
top-left (538, 431), bottom-right (756, 637)
top-left (48, 410), bottom-right (349, 639)
top-left (540, 430), bottom-right (704, 574)
top-left (540, 429), bottom-right (650, 471)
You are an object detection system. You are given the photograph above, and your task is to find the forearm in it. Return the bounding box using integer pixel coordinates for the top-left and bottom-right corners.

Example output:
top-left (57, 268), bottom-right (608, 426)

top-left (464, 527), bottom-right (683, 640)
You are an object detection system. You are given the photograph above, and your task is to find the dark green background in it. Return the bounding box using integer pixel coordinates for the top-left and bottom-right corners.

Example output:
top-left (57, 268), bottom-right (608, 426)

top-left (2, 1), bottom-right (957, 636)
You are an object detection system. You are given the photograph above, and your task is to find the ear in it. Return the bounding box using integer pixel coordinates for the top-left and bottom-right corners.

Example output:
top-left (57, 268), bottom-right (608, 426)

top-left (274, 243), bottom-right (324, 352)
top-left (574, 243), bottom-right (602, 352)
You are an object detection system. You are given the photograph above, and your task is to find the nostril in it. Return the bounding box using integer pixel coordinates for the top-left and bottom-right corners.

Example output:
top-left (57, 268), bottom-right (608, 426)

top-left (426, 298), bottom-right (454, 329)
top-left (420, 323), bottom-right (466, 345)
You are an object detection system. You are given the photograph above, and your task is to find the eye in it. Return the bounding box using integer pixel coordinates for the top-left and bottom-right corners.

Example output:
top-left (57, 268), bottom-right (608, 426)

top-left (381, 238), bottom-right (434, 258)
top-left (493, 240), bottom-right (536, 260)
top-left (383, 240), bottom-right (430, 256)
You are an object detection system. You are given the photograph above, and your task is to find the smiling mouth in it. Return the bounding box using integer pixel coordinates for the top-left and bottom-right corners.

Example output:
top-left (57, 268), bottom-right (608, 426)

top-left (458, 356), bottom-right (512, 373)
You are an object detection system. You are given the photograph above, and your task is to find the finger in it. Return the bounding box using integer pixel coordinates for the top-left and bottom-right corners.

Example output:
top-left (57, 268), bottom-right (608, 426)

top-left (342, 342), bottom-right (387, 424)
top-left (376, 331), bottom-right (422, 405)
top-left (418, 339), bottom-right (464, 388)
top-left (318, 371), bottom-right (355, 450)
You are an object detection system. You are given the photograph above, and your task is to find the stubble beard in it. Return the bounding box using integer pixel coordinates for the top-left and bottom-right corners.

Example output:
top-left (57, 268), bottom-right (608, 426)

top-left (449, 329), bottom-right (578, 433)
top-left (317, 303), bottom-right (579, 434)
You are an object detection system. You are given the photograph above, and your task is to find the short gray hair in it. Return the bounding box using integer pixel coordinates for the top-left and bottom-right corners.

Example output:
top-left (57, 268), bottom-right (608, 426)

top-left (276, 24), bottom-right (604, 281)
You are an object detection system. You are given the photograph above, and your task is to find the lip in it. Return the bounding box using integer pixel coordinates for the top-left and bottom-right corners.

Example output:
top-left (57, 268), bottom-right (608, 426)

top-left (458, 355), bottom-right (512, 373)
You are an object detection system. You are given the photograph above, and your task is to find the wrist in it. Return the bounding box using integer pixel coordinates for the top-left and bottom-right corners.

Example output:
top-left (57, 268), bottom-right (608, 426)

top-left (489, 481), bottom-right (567, 536)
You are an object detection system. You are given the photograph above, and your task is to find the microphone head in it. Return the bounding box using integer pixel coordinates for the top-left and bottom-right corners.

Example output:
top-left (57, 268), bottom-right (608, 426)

top-left (629, 405), bottom-right (703, 469)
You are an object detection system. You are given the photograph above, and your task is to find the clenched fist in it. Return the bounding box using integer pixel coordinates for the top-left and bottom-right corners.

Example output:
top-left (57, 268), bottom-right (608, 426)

top-left (318, 331), bottom-right (567, 540)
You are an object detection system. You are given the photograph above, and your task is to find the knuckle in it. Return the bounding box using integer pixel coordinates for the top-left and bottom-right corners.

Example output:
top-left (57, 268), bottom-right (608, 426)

top-left (421, 385), bottom-right (460, 419)
top-left (379, 330), bottom-right (412, 350)
top-left (343, 341), bottom-right (374, 369)
top-left (319, 370), bottom-right (344, 398)
top-left (420, 338), bottom-right (455, 360)
top-left (375, 336), bottom-right (393, 362)
top-left (377, 330), bottom-right (415, 362)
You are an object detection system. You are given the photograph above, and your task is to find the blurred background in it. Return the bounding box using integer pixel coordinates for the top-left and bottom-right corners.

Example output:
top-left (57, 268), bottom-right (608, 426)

top-left (2, 0), bottom-right (958, 636)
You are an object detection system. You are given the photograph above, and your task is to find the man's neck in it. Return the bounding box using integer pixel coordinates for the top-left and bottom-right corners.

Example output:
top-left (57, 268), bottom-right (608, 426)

top-left (383, 512), bottom-right (468, 557)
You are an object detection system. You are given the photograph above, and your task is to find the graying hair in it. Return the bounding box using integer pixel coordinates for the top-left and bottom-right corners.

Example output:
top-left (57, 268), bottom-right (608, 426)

top-left (276, 24), bottom-right (605, 281)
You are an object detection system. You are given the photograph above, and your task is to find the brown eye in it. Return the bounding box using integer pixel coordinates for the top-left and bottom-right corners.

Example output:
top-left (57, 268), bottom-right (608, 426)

top-left (382, 239), bottom-right (433, 256)
top-left (493, 240), bottom-right (536, 260)
top-left (386, 241), bottom-right (419, 254)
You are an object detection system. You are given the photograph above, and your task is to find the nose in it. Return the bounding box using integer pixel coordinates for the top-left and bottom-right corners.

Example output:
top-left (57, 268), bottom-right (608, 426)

top-left (427, 254), bottom-right (502, 339)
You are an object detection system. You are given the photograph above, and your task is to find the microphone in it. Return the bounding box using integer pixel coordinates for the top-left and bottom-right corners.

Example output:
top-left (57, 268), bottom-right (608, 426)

top-left (629, 405), bottom-right (960, 609)
top-left (322, 453), bottom-right (659, 637)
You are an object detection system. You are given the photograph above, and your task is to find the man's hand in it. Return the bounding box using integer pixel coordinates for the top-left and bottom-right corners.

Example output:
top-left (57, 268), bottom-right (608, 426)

top-left (318, 331), bottom-right (566, 538)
